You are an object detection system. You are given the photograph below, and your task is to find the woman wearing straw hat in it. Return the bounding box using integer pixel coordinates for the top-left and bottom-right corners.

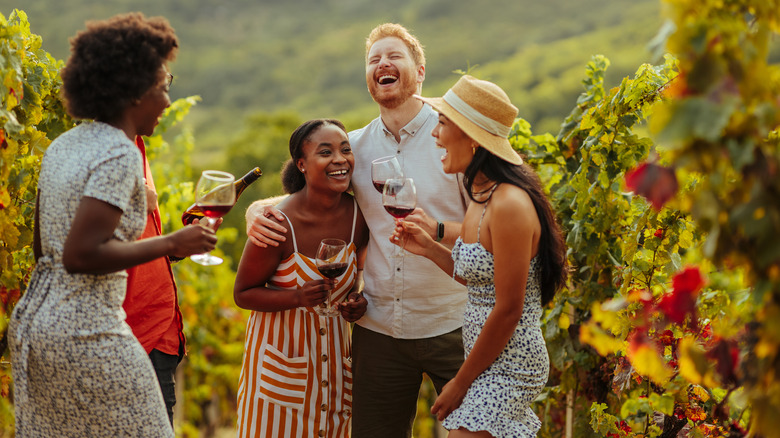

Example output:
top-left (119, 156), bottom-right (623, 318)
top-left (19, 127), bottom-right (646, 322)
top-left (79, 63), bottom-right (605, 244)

top-left (391, 75), bottom-right (568, 437)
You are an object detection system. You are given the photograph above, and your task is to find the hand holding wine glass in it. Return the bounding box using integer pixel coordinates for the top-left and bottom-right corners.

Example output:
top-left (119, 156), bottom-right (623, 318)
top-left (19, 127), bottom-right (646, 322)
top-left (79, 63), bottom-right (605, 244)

top-left (315, 238), bottom-right (348, 316)
top-left (190, 170), bottom-right (235, 266)
top-left (383, 177), bottom-right (417, 257)
top-left (371, 155), bottom-right (403, 194)
top-left (390, 220), bottom-right (433, 257)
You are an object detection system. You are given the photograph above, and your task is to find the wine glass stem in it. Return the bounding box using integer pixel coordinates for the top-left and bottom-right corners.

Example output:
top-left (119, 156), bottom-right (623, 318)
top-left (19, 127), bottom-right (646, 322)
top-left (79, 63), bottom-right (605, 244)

top-left (199, 217), bottom-right (217, 256)
top-left (203, 217), bottom-right (217, 231)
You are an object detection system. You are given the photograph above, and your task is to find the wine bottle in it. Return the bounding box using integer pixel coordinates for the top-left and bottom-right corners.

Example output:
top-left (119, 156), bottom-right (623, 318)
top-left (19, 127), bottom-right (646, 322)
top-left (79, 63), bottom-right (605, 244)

top-left (181, 167), bottom-right (263, 225)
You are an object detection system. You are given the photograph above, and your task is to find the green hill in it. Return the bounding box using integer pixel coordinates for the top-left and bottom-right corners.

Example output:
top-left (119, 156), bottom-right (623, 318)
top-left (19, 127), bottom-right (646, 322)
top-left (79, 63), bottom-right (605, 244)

top-left (5, 0), bottom-right (662, 165)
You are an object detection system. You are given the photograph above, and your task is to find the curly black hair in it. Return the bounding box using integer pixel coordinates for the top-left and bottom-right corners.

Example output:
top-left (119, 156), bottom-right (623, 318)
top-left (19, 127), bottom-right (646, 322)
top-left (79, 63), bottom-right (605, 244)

top-left (60, 12), bottom-right (178, 122)
top-left (281, 119), bottom-right (348, 194)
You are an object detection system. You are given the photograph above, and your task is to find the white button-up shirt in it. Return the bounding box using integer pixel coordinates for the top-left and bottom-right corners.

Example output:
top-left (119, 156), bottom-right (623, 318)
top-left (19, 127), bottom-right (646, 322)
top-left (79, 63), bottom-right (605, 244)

top-left (351, 104), bottom-right (469, 339)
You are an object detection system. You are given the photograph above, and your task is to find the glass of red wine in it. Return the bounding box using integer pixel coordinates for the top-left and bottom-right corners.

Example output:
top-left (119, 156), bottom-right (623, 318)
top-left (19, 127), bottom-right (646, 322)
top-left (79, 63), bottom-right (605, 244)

top-left (190, 170), bottom-right (236, 266)
top-left (383, 177), bottom-right (417, 256)
top-left (315, 238), bottom-right (348, 316)
top-left (371, 155), bottom-right (403, 194)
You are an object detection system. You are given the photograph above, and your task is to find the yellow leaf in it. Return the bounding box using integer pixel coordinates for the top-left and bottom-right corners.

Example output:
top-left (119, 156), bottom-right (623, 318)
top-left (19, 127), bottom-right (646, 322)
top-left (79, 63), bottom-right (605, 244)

top-left (628, 344), bottom-right (673, 385)
top-left (678, 336), bottom-right (718, 388)
top-left (690, 385), bottom-right (710, 403)
top-left (755, 339), bottom-right (778, 359)
top-left (579, 322), bottom-right (624, 356)
top-left (591, 301), bottom-right (623, 333)
top-left (559, 312), bottom-right (571, 330)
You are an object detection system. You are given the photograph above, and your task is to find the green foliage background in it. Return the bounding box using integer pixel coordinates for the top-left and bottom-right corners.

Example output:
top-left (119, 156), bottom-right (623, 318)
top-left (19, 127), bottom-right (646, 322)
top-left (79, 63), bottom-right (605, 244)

top-left (3, 0), bottom-right (663, 160)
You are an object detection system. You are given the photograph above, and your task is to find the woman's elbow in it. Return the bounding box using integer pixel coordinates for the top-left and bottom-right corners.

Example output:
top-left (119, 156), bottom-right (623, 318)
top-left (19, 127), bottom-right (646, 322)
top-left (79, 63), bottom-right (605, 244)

top-left (62, 249), bottom-right (91, 274)
top-left (233, 289), bottom-right (246, 309)
top-left (494, 303), bottom-right (523, 325)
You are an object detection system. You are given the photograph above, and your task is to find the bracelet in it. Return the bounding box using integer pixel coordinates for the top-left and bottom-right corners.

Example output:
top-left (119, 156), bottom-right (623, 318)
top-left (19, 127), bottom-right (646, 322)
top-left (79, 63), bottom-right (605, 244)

top-left (435, 221), bottom-right (445, 242)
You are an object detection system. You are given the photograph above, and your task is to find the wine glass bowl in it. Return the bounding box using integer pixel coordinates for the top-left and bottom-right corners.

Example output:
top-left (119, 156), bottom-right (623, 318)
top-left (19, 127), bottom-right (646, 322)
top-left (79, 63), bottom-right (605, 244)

top-left (190, 170), bottom-right (235, 266)
top-left (371, 155), bottom-right (403, 194)
top-left (315, 238), bottom-right (348, 316)
top-left (382, 177), bottom-right (417, 219)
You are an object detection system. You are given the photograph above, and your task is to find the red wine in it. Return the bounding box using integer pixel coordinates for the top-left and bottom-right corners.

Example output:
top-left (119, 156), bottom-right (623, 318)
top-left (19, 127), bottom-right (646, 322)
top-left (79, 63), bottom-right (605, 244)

top-left (318, 262), bottom-right (348, 279)
top-left (199, 204), bottom-right (232, 218)
top-left (372, 180), bottom-right (385, 193)
top-left (384, 205), bottom-right (414, 218)
top-left (182, 167), bottom-right (262, 225)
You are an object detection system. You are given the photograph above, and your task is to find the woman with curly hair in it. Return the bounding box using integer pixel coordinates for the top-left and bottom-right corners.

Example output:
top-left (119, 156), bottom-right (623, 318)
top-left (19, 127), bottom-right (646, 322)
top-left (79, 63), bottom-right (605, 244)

top-left (8, 13), bottom-right (216, 437)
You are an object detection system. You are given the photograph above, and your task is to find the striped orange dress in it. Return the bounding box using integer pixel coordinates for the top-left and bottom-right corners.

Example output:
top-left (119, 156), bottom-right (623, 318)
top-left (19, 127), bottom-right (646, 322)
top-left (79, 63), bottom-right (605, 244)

top-left (236, 205), bottom-right (357, 438)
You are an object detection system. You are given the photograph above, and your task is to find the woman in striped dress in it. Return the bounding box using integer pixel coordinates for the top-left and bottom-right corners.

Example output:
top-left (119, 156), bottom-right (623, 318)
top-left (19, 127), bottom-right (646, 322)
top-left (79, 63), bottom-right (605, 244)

top-left (234, 119), bottom-right (369, 438)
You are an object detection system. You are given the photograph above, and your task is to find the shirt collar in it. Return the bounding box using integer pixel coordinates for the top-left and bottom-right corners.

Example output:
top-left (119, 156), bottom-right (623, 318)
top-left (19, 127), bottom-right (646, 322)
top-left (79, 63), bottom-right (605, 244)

top-left (381, 103), bottom-right (436, 138)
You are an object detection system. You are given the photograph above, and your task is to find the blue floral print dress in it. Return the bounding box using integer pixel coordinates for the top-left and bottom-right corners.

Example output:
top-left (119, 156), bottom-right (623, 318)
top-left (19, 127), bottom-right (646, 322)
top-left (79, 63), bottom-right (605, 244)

top-left (442, 189), bottom-right (549, 437)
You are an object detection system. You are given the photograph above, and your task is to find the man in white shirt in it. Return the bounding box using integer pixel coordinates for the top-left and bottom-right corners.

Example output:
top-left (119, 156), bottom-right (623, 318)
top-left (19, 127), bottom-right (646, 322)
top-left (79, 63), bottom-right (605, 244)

top-left (245, 23), bottom-right (469, 438)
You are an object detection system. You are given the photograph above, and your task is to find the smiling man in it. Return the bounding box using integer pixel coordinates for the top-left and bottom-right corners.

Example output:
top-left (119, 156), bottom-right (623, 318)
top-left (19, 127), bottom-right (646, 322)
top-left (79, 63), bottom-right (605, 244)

top-left (345, 23), bottom-right (470, 438)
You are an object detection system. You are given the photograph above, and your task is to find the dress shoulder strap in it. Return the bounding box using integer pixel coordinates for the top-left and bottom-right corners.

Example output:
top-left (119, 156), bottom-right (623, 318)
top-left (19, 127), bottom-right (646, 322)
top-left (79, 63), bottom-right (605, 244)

top-left (350, 197), bottom-right (357, 244)
top-left (277, 211), bottom-right (299, 253)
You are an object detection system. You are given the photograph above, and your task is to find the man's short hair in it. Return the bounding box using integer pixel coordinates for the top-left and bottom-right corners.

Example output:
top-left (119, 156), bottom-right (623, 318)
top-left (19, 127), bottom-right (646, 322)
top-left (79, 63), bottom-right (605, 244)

top-left (365, 23), bottom-right (425, 67)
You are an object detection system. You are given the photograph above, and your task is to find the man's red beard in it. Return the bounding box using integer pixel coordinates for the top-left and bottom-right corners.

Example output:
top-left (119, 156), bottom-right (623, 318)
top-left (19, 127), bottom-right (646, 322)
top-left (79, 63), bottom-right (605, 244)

top-left (368, 73), bottom-right (418, 109)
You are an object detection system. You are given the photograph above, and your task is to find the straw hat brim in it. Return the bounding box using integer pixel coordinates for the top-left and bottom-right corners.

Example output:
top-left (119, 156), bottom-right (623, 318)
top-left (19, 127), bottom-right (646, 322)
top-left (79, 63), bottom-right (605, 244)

top-left (416, 96), bottom-right (523, 166)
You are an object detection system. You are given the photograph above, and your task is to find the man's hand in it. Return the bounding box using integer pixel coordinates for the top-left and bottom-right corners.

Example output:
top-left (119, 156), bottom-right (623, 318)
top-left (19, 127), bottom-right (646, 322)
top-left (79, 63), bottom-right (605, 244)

top-left (245, 202), bottom-right (288, 248)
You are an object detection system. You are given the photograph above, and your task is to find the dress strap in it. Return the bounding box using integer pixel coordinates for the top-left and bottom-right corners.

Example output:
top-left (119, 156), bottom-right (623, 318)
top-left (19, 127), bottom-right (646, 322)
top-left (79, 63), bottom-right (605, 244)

top-left (350, 197), bottom-right (357, 244)
top-left (477, 184), bottom-right (499, 244)
top-left (277, 211), bottom-right (299, 253)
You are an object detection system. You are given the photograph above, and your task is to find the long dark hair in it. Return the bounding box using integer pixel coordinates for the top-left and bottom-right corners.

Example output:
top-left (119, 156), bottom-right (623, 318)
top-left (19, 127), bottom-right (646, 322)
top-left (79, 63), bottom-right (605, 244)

top-left (280, 118), bottom-right (347, 194)
top-left (464, 148), bottom-right (568, 305)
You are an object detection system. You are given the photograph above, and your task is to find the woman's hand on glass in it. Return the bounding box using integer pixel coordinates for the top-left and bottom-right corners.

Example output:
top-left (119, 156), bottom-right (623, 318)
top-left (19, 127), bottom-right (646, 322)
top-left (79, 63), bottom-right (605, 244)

top-left (191, 217), bottom-right (223, 231)
top-left (168, 224), bottom-right (217, 259)
top-left (297, 279), bottom-right (335, 308)
top-left (390, 217), bottom-right (434, 257)
top-left (399, 207), bottom-right (438, 241)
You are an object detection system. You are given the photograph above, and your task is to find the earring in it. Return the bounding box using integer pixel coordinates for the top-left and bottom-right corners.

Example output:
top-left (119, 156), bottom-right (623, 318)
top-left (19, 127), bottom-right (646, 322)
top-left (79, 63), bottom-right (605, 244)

top-left (299, 167), bottom-right (305, 173)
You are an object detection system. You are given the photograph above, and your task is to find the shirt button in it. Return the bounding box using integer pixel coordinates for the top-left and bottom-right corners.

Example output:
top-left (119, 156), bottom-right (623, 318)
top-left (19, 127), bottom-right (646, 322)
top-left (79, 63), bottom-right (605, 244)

top-left (319, 430), bottom-right (326, 437)
top-left (321, 380), bottom-right (328, 387)
top-left (319, 328), bottom-right (326, 335)
top-left (321, 403), bottom-right (327, 411)
top-left (396, 267), bottom-right (401, 271)
top-left (321, 354), bottom-right (328, 362)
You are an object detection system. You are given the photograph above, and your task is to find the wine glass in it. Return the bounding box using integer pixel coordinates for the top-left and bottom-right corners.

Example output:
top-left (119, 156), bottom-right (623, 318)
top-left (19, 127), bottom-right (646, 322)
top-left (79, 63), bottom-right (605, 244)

top-left (190, 170), bottom-right (235, 266)
top-left (315, 238), bottom-right (348, 316)
top-left (383, 177), bottom-right (417, 257)
top-left (371, 155), bottom-right (403, 194)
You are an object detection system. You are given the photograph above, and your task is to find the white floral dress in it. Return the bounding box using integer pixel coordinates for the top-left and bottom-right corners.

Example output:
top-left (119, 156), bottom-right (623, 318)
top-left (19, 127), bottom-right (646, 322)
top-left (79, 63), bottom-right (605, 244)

top-left (9, 122), bottom-right (173, 437)
top-left (442, 192), bottom-right (549, 437)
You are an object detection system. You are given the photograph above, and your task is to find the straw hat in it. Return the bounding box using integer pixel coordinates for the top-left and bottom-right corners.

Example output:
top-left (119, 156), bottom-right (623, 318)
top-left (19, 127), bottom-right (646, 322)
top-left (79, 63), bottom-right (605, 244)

top-left (415, 75), bottom-right (522, 165)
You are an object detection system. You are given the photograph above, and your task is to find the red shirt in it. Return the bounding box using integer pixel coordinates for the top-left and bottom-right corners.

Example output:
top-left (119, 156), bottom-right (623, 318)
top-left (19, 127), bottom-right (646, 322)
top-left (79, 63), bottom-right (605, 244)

top-left (124, 136), bottom-right (184, 355)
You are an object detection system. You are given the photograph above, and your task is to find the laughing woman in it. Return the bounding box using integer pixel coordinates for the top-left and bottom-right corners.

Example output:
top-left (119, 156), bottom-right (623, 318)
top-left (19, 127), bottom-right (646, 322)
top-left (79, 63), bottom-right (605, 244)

top-left (8, 13), bottom-right (216, 437)
top-left (233, 119), bottom-right (369, 437)
top-left (391, 76), bottom-right (568, 437)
